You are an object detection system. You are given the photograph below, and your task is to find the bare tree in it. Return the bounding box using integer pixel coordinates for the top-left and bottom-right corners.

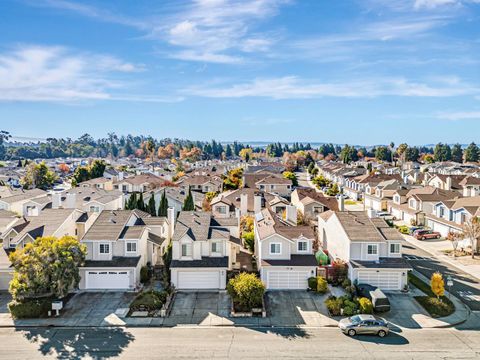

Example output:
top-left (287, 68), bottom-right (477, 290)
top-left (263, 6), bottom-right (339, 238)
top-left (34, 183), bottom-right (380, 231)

top-left (462, 217), bottom-right (480, 259)
top-left (447, 231), bottom-right (461, 257)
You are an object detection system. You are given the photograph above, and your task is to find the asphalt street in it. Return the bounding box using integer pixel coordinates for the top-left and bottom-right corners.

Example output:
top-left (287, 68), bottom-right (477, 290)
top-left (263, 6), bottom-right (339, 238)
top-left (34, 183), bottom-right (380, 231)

top-left (402, 242), bottom-right (480, 311)
top-left (1, 326), bottom-right (479, 359)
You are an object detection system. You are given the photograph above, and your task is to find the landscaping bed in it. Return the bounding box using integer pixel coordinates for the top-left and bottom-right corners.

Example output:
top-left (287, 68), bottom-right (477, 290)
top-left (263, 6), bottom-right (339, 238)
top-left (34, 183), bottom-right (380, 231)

top-left (129, 289), bottom-right (173, 317)
top-left (228, 272), bottom-right (266, 318)
top-left (408, 273), bottom-right (455, 318)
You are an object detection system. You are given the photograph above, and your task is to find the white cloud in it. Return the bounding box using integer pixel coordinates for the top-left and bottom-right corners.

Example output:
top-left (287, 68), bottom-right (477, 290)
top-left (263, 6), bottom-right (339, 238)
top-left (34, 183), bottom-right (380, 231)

top-left (0, 45), bottom-right (175, 103)
top-left (436, 111), bottom-right (480, 120)
top-left (184, 76), bottom-right (479, 99)
top-left (414, 0), bottom-right (459, 9)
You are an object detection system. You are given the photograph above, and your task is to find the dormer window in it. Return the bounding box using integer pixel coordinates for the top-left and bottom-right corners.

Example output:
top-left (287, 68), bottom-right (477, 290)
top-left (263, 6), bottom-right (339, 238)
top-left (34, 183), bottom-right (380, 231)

top-left (367, 244), bottom-right (378, 255)
top-left (297, 241), bottom-right (308, 252)
top-left (270, 243), bottom-right (281, 255)
top-left (181, 243), bottom-right (192, 257)
top-left (126, 242), bottom-right (137, 254)
top-left (211, 241), bottom-right (221, 254)
top-left (99, 243), bottom-right (110, 254)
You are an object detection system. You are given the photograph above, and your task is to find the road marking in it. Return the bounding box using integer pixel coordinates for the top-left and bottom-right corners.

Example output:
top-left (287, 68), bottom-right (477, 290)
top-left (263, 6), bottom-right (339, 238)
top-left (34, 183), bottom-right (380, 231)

top-left (457, 291), bottom-right (480, 302)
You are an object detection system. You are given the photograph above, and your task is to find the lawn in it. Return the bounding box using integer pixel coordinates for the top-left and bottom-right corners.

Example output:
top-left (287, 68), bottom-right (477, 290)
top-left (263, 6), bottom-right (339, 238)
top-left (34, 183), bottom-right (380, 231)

top-left (344, 200), bottom-right (358, 205)
top-left (408, 273), bottom-right (455, 318)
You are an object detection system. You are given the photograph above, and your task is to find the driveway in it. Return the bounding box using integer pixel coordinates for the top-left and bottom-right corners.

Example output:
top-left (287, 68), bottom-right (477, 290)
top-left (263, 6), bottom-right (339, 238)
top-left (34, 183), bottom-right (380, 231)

top-left (266, 290), bottom-right (338, 327)
top-left (382, 292), bottom-right (429, 329)
top-left (165, 291), bottom-right (230, 326)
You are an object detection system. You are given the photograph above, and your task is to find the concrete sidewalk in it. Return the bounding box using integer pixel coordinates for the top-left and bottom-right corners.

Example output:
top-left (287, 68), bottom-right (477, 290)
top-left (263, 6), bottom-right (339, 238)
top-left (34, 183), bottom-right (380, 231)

top-left (404, 235), bottom-right (480, 281)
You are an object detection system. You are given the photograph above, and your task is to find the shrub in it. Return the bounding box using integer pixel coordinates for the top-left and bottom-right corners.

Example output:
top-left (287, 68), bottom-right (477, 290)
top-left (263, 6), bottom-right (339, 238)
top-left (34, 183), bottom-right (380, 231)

top-left (316, 276), bottom-right (328, 294)
top-left (325, 297), bottom-right (342, 316)
top-left (359, 297), bottom-right (373, 314)
top-left (227, 273), bottom-right (265, 311)
top-left (8, 298), bottom-right (51, 319)
top-left (130, 290), bottom-right (167, 312)
top-left (343, 305), bottom-right (356, 316)
top-left (345, 285), bottom-right (356, 295)
top-left (242, 231), bottom-right (255, 253)
top-left (308, 277), bottom-right (317, 291)
top-left (344, 299), bottom-right (358, 310)
top-left (140, 266), bottom-right (150, 284)
top-left (341, 278), bottom-right (351, 289)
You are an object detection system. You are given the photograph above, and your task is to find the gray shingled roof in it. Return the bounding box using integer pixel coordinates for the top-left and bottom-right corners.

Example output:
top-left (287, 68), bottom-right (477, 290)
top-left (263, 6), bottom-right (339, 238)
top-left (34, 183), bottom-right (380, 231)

top-left (335, 211), bottom-right (403, 242)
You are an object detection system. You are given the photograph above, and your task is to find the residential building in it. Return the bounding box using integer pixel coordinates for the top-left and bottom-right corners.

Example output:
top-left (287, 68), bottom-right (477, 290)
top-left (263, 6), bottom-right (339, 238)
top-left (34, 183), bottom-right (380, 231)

top-left (318, 211), bottom-right (411, 291)
top-left (254, 207), bottom-right (317, 290)
top-left (291, 187), bottom-right (339, 221)
top-left (170, 211), bottom-right (234, 290)
top-left (79, 209), bottom-right (173, 290)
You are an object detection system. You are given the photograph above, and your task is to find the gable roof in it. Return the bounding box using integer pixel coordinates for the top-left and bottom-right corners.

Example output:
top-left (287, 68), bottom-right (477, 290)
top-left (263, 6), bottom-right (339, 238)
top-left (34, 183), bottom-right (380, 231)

top-left (329, 211), bottom-right (403, 242)
top-left (293, 187), bottom-right (339, 211)
top-left (255, 208), bottom-right (315, 241)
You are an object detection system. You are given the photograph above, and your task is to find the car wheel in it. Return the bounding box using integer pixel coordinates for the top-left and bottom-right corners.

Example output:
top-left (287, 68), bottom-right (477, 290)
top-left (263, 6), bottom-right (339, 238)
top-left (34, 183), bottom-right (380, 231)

top-left (378, 330), bottom-right (387, 338)
top-left (348, 329), bottom-right (356, 337)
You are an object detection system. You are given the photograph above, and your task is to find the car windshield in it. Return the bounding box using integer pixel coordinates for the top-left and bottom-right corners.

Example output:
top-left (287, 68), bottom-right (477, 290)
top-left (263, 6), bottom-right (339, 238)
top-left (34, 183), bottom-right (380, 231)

top-left (349, 315), bottom-right (361, 323)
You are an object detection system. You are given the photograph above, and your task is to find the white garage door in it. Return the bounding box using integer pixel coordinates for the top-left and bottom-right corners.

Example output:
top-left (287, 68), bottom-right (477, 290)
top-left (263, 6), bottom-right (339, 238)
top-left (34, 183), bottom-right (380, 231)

top-left (178, 271), bottom-right (220, 289)
top-left (357, 271), bottom-right (401, 290)
top-left (0, 272), bottom-right (12, 290)
top-left (86, 271), bottom-right (130, 290)
top-left (267, 271), bottom-right (310, 290)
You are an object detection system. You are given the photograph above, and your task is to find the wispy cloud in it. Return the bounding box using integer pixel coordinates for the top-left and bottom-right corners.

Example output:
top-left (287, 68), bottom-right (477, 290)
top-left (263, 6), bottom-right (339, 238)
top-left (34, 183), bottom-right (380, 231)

top-left (184, 76), bottom-right (479, 99)
top-left (0, 45), bottom-right (179, 103)
top-left (436, 110), bottom-right (480, 120)
top-left (28, 0), bottom-right (289, 64)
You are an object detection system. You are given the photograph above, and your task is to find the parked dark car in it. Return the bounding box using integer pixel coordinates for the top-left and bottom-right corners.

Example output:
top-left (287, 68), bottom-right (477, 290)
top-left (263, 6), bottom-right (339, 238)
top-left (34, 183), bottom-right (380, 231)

top-left (414, 229), bottom-right (441, 240)
top-left (370, 289), bottom-right (391, 312)
top-left (409, 226), bottom-right (423, 235)
top-left (356, 284), bottom-right (391, 312)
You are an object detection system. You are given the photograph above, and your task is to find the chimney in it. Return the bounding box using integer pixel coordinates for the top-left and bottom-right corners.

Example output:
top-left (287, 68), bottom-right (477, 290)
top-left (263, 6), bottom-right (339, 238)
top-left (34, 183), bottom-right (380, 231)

top-left (235, 208), bottom-right (241, 219)
top-left (65, 193), bottom-right (76, 209)
top-left (254, 195), bottom-right (262, 214)
top-left (240, 193), bottom-right (248, 216)
top-left (118, 171), bottom-right (124, 181)
top-left (367, 208), bottom-right (377, 218)
top-left (167, 207), bottom-right (175, 240)
top-left (286, 205), bottom-right (298, 225)
top-left (52, 193), bottom-right (62, 209)
top-left (338, 194), bottom-right (345, 212)
top-left (446, 176), bottom-right (452, 191)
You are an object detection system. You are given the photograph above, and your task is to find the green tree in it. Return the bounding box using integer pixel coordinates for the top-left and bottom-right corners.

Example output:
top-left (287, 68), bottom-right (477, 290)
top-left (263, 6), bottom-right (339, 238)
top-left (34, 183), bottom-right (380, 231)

top-left (283, 171), bottom-right (298, 186)
top-left (225, 144), bottom-right (233, 158)
top-left (0, 130), bottom-right (11, 160)
top-left (137, 192), bottom-right (146, 211)
top-left (9, 236), bottom-right (86, 301)
top-left (147, 192), bottom-right (157, 216)
top-left (326, 183), bottom-right (340, 196)
top-left (158, 190), bottom-right (169, 217)
top-left (126, 192), bottom-right (137, 210)
top-left (89, 159), bottom-right (106, 178)
top-left (21, 161), bottom-right (57, 190)
top-left (182, 187), bottom-right (195, 211)
top-left (339, 145), bottom-right (358, 164)
top-left (451, 144), bottom-right (464, 163)
top-left (404, 147), bottom-right (420, 162)
top-left (464, 142), bottom-right (480, 163)
top-left (434, 143), bottom-right (452, 162)
top-left (375, 146), bottom-right (392, 162)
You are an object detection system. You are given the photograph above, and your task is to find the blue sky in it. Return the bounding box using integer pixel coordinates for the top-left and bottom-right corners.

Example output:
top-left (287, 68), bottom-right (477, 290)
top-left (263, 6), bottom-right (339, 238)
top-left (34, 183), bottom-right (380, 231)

top-left (1, 0), bottom-right (479, 145)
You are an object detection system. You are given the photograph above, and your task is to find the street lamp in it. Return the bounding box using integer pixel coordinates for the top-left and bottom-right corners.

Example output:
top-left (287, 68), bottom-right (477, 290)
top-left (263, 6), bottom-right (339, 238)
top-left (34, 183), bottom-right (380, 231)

top-left (446, 275), bottom-right (454, 300)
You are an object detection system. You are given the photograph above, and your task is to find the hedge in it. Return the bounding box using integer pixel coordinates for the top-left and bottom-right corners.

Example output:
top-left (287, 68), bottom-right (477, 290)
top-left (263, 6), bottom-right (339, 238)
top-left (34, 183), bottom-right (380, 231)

top-left (8, 299), bottom-right (52, 319)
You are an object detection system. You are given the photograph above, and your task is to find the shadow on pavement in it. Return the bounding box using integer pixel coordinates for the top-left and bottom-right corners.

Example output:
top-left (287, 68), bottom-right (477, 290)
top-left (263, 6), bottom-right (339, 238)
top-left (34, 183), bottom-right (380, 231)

top-left (17, 327), bottom-right (135, 359)
top-left (251, 326), bottom-right (310, 339)
top-left (348, 332), bottom-right (409, 345)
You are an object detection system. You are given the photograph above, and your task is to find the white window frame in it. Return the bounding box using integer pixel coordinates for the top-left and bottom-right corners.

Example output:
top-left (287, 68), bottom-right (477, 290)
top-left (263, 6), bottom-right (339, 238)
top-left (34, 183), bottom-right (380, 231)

top-left (181, 243), bottom-right (192, 257)
top-left (217, 206), bottom-right (227, 214)
top-left (211, 241), bottom-right (222, 255)
top-left (99, 243), bottom-right (110, 254)
top-left (269, 242), bottom-right (281, 255)
top-left (366, 244), bottom-right (378, 256)
top-left (389, 243), bottom-right (400, 255)
top-left (126, 241), bottom-right (137, 254)
top-left (297, 240), bottom-right (308, 253)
